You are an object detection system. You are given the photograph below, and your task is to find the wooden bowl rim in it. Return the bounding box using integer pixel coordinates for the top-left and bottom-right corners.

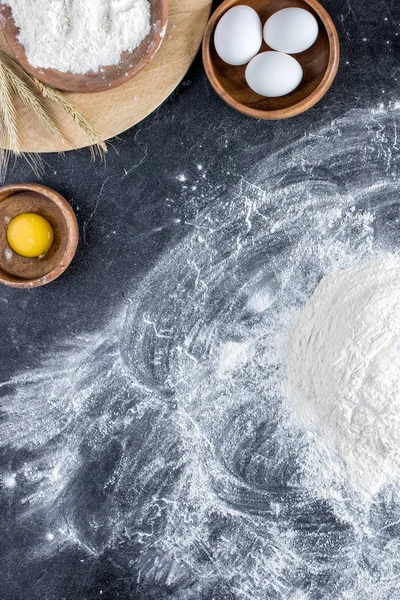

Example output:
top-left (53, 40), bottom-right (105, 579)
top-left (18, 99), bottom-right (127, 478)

top-left (202, 0), bottom-right (340, 119)
top-left (0, 0), bottom-right (168, 93)
top-left (0, 183), bottom-right (79, 288)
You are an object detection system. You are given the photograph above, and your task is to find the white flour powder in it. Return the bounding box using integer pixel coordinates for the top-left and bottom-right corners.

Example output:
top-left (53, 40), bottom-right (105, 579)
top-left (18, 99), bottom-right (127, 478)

top-left (1, 106), bottom-right (400, 598)
top-left (286, 255), bottom-right (400, 499)
top-left (4, 0), bottom-right (151, 73)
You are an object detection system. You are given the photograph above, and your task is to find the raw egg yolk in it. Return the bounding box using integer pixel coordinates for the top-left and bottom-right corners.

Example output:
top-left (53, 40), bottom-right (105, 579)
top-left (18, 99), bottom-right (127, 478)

top-left (6, 213), bottom-right (54, 258)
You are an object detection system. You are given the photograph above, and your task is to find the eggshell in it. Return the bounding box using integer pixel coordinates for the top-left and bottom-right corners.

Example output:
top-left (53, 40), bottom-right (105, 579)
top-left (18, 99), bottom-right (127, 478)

top-left (245, 51), bottom-right (303, 97)
top-left (264, 7), bottom-right (319, 54)
top-left (214, 5), bottom-right (263, 66)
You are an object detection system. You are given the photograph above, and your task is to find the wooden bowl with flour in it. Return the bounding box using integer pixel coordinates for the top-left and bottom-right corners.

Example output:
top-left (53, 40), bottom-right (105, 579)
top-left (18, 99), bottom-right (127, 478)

top-left (0, 0), bottom-right (168, 93)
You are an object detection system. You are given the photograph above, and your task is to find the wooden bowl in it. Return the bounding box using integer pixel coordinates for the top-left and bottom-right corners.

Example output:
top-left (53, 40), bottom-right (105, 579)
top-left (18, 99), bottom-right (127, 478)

top-left (202, 0), bottom-right (340, 119)
top-left (0, 183), bottom-right (79, 288)
top-left (0, 0), bottom-right (168, 93)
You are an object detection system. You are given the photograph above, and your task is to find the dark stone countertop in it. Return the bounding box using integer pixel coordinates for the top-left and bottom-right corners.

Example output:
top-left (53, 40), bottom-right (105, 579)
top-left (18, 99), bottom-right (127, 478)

top-left (0, 1), bottom-right (400, 599)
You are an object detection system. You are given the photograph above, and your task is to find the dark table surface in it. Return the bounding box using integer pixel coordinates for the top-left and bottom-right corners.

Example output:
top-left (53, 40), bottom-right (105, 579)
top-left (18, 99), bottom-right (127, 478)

top-left (1, 1), bottom-right (400, 599)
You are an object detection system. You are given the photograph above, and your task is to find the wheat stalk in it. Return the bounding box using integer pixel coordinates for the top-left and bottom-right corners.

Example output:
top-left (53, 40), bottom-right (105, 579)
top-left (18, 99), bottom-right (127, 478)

top-left (0, 57), bottom-right (20, 154)
top-left (0, 50), bottom-right (107, 170)
top-left (33, 78), bottom-right (107, 158)
top-left (0, 51), bottom-right (67, 146)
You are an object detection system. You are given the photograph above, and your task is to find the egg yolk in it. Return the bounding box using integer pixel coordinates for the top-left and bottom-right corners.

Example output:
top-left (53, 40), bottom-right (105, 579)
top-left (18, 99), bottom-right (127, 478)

top-left (6, 213), bottom-right (54, 258)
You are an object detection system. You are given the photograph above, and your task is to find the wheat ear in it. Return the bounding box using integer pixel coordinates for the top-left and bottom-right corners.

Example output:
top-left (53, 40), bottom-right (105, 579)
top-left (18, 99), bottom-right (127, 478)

top-left (33, 78), bottom-right (107, 158)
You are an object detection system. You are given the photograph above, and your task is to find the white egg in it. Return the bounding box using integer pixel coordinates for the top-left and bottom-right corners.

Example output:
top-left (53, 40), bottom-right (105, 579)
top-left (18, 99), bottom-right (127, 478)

top-left (245, 51), bottom-right (303, 97)
top-left (264, 7), bottom-right (319, 54)
top-left (214, 5), bottom-right (262, 66)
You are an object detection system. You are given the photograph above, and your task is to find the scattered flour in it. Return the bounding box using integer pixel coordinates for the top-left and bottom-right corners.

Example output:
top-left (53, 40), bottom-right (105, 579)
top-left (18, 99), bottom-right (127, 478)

top-left (4, 0), bottom-right (151, 73)
top-left (286, 255), bottom-right (400, 499)
top-left (1, 106), bottom-right (400, 598)
top-left (2, 474), bottom-right (16, 488)
top-left (217, 340), bottom-right (254, 378)
top-left (246, 288), bottom-right (273, 314)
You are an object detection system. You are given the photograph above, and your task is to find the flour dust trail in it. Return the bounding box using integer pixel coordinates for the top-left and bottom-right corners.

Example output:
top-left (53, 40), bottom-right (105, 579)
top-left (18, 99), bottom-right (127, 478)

top-left (1, 106), bottom-right (400, 599)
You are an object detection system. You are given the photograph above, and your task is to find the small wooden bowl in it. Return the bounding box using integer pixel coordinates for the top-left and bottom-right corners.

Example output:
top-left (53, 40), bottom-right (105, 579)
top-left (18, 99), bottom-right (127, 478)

top-left (0, 183), bottom-right (78, 288)
top-left (0, 0), bottom-right (168, 93)
top-left (202, 0), bottom-right (340, 119)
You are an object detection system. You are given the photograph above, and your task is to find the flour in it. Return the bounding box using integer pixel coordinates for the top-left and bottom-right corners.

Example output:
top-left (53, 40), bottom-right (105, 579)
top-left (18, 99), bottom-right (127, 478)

top-left (1, 106), bottom-right (400, 599)
top-left (217, 340), bottom-right (254, 378)
top-left (286, 255), bottom-right (400, 499)
top-left (4, 0), bottom-right (151, 74)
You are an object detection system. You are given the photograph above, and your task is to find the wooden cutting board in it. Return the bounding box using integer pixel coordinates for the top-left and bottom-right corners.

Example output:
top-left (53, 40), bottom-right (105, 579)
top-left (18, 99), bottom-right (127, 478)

top-left (0, 0), bottom-right (212, 153)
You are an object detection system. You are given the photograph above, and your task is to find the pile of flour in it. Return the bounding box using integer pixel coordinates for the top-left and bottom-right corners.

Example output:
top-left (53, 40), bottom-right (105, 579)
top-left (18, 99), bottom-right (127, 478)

top-left (4, 0), bottom-right (151, 74)
top-left (286, 255), bottom-right (400, 499)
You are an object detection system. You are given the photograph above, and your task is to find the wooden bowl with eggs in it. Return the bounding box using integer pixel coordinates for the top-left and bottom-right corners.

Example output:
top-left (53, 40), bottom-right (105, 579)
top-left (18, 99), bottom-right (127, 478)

top-left (202, 0), bottom-right (340, 119)
top-left (0, 183), bottom-right (79, 288)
